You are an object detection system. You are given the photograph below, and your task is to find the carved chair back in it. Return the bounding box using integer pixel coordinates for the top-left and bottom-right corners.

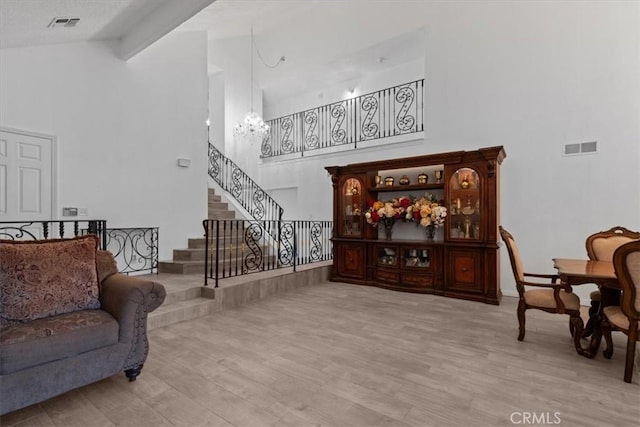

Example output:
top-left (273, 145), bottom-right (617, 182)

top-left (586, 226), bottom-right (640, 262)
top-left (613, 240), bottom-right (640, 320)
top-left (499, 226), bottom-right (526, 296)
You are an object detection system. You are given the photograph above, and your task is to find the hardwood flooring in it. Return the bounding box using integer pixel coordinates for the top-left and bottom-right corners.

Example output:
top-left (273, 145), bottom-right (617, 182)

top-left (2, 282), bottom-right (638, 427)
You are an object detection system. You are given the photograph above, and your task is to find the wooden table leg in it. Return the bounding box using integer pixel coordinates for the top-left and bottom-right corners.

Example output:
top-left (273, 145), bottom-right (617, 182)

top-left (579, 287), bottom-right (620, 359)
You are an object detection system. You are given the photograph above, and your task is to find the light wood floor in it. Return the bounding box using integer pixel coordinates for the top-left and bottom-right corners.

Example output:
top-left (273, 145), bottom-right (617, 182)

top-left (2, 282), bottom-right (639, 427)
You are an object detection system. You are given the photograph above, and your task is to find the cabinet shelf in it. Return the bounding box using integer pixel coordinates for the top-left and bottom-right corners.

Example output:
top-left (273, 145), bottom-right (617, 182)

top-left (370, 183), bottom-right (444, 193)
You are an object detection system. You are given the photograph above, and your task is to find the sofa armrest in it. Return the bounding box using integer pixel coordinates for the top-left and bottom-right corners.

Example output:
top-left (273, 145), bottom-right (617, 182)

top-left (100, 274), bottom-right (166, 370)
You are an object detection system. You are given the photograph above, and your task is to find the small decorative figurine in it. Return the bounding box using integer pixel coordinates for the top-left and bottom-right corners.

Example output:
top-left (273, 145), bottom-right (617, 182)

top-left (417, 173), bottom-right (428, 184)
top-left (384, 177), bottom-right (394, 187)
top-left (399, 175), bottom-right (410, 185)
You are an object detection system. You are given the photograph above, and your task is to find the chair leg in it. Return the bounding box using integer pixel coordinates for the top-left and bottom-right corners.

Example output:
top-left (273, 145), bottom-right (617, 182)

top-left (624, 324), bottom-right (638, 383)
top-left (517, 300), bottom-right (526, 341)
top-left (601, 317), bottom-right (614, 359)
top-left (569, 319), bottom-right (575, 337)
top-left (570, 314), bottom-right (585, 355)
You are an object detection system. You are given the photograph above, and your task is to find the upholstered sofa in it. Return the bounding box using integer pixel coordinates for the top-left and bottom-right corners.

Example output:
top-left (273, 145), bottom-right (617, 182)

top-left (0, 235), bottom-right (166, 415)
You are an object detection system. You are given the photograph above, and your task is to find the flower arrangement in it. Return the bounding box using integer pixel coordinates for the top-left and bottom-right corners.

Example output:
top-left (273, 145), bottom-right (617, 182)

top-left (409, 193), bottom-right (447, 228)
top-left (365, 196), bottom-right (412, 227)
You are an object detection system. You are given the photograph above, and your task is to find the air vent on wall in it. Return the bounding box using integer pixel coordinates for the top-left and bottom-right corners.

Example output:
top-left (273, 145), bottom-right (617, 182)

top-left (47, 17), bottom-right (80, 28)
top-left (563, 141), bottom-right (598, 156)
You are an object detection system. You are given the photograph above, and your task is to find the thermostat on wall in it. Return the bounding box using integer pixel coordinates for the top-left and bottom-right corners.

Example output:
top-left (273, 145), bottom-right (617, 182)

top-left (177, 158), bottom-right (191, 167)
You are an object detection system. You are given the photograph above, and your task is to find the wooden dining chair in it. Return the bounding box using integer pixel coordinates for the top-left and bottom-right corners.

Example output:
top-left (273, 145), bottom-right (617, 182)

top-left (584, 226), bottom-right (640, 336)
top-left (499, 226), bottom-right (584, 352)
top-left (602, 240), bottom-right (640, 383)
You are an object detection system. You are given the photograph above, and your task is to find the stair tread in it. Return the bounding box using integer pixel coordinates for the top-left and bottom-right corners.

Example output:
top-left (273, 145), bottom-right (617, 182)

top-left (151, 297), bottom-right (214, 313)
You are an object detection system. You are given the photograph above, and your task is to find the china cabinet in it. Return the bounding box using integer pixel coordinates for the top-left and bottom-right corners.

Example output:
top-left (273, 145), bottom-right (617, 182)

top-left (325, 146), bottom-right (506, 304)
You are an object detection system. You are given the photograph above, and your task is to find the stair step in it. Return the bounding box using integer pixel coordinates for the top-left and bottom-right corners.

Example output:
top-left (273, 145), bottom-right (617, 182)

top-left (158, 260), bottom-right (205, 275)
top-left (208, 210), bottom-right (236, 219)
top-left (159, 252), bottom-right (277, 275)
top-left (208, 201), bottom-right (228, 210)
top-left (148, 297), bottom-right (216, 330)
top-left (163, 285), bottom-right (204, 305)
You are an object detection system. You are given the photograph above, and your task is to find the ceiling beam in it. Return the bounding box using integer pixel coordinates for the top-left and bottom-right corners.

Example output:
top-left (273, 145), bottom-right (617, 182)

top-left (117, 0), bottom-right (216, 62)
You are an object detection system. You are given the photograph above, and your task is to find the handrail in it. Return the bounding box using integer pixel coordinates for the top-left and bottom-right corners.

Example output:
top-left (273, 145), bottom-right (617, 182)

top-left (208, 142), bottom-right (284, 239)
top-left (262, 79), bottom-right (424, 158)
top-left (0, 220), bottom-right (107, 249)
top-left (203, 219), bottom-right (332, 287)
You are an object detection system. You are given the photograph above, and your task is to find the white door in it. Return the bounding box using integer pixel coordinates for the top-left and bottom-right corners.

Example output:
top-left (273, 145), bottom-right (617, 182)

top-left (0, 128), bottom-right (55, 239)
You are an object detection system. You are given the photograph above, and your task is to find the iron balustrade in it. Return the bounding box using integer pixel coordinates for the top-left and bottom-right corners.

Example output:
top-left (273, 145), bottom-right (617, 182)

top-left (208, 143), bottom-right (284, 238)
top-left (0, 221), bottom-right (158, 275)
top-left (262, 79), bottom-right (424, 158)
top-left (105, 227), bottom-right (159, 275)
top-left (0, 220), bottom-right (107, 249)
top-left (203, 219), bottom-right (333, 287)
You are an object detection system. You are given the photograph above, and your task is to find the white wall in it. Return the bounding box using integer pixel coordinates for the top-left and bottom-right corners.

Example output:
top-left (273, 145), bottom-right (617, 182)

top-left (0, 31), bottom-right (209, 261)
top-left (209, 1), bottom-right (640, 303)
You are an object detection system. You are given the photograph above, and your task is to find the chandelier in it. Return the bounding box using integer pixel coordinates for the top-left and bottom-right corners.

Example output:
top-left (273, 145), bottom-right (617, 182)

top-left (234, 28), bottom-right (284, 143)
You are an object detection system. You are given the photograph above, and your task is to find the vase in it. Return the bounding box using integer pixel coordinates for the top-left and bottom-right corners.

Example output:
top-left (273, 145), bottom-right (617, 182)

top-left (426, 225), bottom-right (436, 240)
top-left (382, 220), bottom-right (394, 240)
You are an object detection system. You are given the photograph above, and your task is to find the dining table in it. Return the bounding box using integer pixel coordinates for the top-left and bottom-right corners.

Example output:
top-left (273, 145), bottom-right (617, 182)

top-left (552, 258), bottom-right (620, 358)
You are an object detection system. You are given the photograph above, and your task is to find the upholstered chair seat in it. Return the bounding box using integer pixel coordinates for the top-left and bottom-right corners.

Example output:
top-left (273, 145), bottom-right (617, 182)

top-left (524, 289), bottom-right (581, 311)
top-left (602, 306), bottom-right (640, 332)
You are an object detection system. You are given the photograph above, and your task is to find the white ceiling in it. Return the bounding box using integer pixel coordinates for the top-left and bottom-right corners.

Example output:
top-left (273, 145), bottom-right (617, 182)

top-left (0, 0), bottom-right (166, 49)
top-left (0, 0), bottom-right (425, 99)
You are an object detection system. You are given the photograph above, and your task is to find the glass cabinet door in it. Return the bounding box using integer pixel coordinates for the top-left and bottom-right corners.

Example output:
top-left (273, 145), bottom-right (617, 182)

top-left (403, 248), bottom-right (431, 268)
top-left (377, 246), bottom-right (397, 266)
top-left (448, 168), bottom-right (481, 240)
top-left (341, 177), bottom-right (363, 237)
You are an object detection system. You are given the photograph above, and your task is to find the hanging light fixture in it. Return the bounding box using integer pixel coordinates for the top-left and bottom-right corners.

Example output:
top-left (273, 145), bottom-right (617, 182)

top-left (234, 28), bottom-right (284, 143)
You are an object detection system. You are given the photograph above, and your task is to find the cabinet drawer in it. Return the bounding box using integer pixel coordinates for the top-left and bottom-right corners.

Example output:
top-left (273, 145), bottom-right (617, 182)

top-left (401, 273), bottom-right (434, 289)
top-left (376, 269), bottom-right (399, 284)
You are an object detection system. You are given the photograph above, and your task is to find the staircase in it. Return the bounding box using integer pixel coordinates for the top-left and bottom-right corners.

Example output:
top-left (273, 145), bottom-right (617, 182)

top-left (158, 188), bottom-right (237, 274)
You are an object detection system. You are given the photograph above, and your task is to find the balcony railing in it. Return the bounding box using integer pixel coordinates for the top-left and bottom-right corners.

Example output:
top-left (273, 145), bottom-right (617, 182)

top-left (0, 221), bottom-right (158, 275)
top-left (203, 219), bottom-right (332, 287)
top-left (261, 79), bottom-right (424, 158)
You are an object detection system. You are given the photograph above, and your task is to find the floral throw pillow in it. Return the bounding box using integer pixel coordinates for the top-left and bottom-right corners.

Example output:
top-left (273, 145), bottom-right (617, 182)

top-left (0, 235), bottom-right (101, 322)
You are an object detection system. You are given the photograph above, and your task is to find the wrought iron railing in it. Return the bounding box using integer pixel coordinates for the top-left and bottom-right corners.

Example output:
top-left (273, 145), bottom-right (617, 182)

top-left (0, 221), bottom-right (158, 275)
top-left (208, 142), bottom-right (284, 236)
top-left (0, 220), bottom-right (107, 249)
top-left (203, 219), bottom-right (332, 287)
top-left (105, 227), bottom-right (158, 275)
top-left (262, 79), bottom-right (424, 158)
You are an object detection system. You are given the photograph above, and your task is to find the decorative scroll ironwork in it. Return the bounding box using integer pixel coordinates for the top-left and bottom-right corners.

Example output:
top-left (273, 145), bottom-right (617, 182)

top-left (0, 220), bottom-right (107, 249)
top-left (208, 142), bottom-right (284, 235)
top-left (395, 85), bottom-right (416, 131)
top-left (304, 109), bottom-right (319, 149)
top-left (105, 228), bottom-right (158, 275)
top-left (330, 102), bottom-right (347, 144)
top-left (262, 79), bottom-right (424, 158)
top-left (361, 94), bottom-right (379, 139)
top-left (203, 219), bottom-right (333, 287)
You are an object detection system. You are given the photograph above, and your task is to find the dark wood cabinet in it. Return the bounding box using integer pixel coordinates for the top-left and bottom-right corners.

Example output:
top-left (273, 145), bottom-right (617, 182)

top-left (335, 242), bottom-right (366, 282)
top-left (326, 146), bottom-right (505, 304)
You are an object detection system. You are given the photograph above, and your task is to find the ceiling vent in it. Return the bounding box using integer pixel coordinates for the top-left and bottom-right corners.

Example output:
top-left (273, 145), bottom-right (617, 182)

top-left (48, 17), bottom-right (80, 28)
top-left (563, 141), bottom-right (598, 156)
